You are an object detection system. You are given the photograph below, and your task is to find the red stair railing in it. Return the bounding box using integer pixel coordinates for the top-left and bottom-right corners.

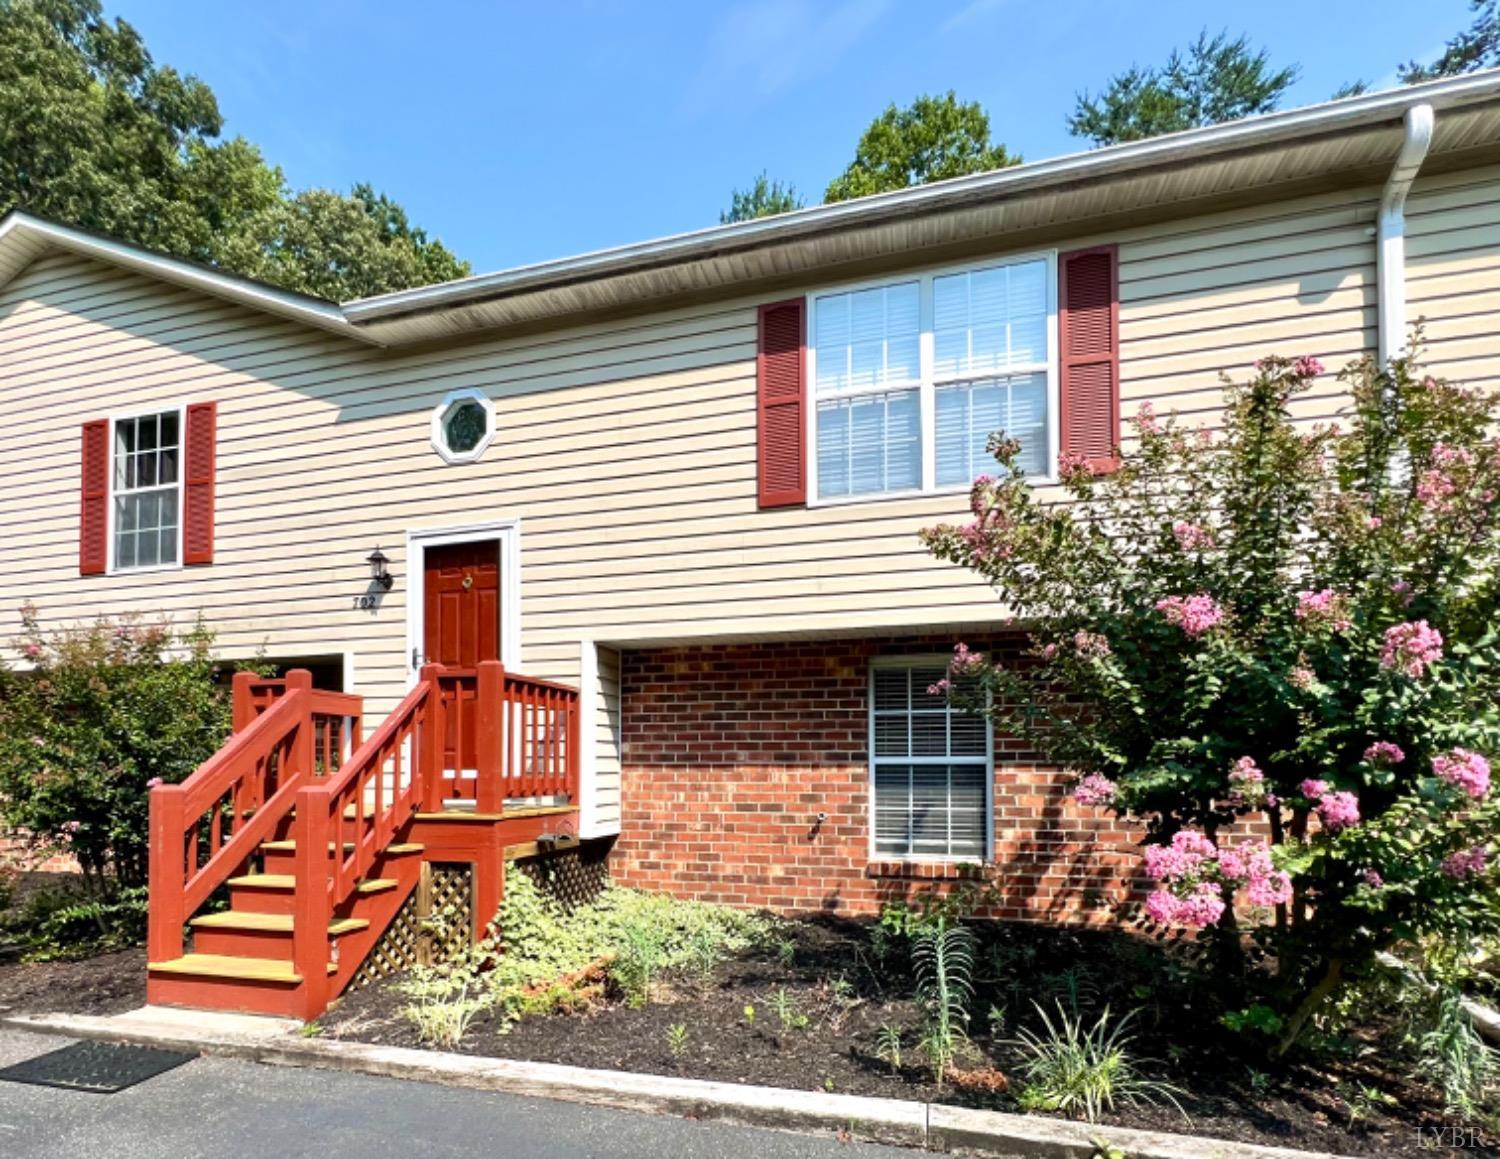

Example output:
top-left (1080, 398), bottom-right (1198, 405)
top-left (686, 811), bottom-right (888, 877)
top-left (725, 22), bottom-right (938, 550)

top-left (147, 670), bottom-right (362, 963)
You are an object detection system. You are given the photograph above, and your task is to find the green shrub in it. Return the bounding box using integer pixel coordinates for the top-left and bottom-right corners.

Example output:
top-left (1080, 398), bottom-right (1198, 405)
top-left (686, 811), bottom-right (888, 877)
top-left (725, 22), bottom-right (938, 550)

top-left (0, 609), bottom-right (239, 898)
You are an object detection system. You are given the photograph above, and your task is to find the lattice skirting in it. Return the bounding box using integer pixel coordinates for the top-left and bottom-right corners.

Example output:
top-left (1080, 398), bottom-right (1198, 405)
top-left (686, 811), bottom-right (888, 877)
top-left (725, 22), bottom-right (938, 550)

top-left (348, 862), bottom-right (475, 990)
top-left (513, 840), bottom-right (611, 912)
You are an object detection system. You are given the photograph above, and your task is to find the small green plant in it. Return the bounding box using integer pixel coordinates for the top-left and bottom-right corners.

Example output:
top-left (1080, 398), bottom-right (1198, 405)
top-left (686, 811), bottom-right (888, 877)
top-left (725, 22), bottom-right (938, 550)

top-left (399, 979), bottom-right (488, 1049)
top-left (743, 1003), bottom-right (756, 1026)
top-left (1088, 1137), bottom-right (1127, 1159)
top-left (666, 1023), bottom-right (688, 1058)
top-left (912, 918), bottom-right (975, 1085)
top-left (987, 1003), bottom-right (1007, 1038)
top-left (1418, 984), bottom-right (1497, 1116)
top-left (769, 986), bottom-right (809, 1035)
top-left (1010, 1002), bottom-right (1186, 1125)
top-left (613, 923), bottom-right (666, 1008)
top-left (776, 937), bottom-right (797, 968)
top-left (1338, 1081), bottom-right (1397, 1131)
top-left (823, 1076), bottom-right (835, 1092)
top-left (875, 1023), bottom-right (904, 1073)
top-left (1221, 1004), bottom-right (1285, 1037)
top-left (1245, 1067), bottom-right (1271, 1096)
top-left (299, 1020), bottom-right (324, 1038)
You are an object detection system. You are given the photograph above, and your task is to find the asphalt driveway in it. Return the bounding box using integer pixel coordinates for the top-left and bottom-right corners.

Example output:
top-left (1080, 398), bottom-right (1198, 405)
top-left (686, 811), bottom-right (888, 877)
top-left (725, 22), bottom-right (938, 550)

top-left (0, 1027), bottom-right (913, 1159)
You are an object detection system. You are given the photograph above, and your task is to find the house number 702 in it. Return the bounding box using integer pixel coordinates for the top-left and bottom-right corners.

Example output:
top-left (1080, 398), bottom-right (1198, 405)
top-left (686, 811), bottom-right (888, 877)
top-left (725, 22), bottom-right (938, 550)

top-left (352, 595), bottom-right (378, 610)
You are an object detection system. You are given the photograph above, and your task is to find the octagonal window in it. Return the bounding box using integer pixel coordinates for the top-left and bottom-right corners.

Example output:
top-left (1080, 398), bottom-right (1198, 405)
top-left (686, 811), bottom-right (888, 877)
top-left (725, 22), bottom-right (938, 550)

top-left (430, 389), bottom-right (495, 464)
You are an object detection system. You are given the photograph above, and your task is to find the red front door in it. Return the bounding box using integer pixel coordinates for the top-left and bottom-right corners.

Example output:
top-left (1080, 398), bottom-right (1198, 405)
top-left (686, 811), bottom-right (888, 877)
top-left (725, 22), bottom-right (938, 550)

top-left (423, 541), bottom-right (501, 769)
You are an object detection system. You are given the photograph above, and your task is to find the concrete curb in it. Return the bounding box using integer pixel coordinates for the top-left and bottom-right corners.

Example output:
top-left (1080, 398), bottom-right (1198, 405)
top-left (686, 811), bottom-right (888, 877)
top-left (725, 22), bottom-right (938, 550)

top-left (1, 1011), bottom-right (1352, 1159)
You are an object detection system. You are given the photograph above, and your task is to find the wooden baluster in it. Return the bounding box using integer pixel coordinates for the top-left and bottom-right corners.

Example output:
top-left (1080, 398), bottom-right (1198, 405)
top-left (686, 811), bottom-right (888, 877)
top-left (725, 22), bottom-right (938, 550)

top-left (147, 786), bottom-right (187, 962)
top-left (231, 671), bottom-right (258, 735)
top-left (566, 692), bottom-right (581, 804)
top-left (418, 666), bottom-right (443, 812)
top-left (476, 661), bottom-right (503, 814)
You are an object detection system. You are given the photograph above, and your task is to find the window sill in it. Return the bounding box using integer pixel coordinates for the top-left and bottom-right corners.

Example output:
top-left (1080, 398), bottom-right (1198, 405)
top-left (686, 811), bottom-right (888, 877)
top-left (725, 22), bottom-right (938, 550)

top-left (866, 859), bottom-right (990, 881)
top-left (806, 475), bottom-right (1060, 510)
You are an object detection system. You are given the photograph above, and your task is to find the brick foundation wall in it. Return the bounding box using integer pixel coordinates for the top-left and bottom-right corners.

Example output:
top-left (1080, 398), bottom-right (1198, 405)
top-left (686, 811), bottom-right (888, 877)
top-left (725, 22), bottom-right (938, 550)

top-left (612, 635), bottom-right (1148, 922)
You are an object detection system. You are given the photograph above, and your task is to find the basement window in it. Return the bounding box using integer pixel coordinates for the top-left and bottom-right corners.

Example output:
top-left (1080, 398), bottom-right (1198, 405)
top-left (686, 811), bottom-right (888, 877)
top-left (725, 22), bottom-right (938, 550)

top-left (869, 659), bottom-right (992, 861)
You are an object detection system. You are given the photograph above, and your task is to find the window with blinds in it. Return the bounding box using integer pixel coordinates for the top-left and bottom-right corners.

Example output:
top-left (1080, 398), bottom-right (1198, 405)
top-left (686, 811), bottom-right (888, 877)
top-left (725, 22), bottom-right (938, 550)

top-left (870, 661), bottom-right (991, 861)
top-left (809, 255), bottom-right (1054, 502)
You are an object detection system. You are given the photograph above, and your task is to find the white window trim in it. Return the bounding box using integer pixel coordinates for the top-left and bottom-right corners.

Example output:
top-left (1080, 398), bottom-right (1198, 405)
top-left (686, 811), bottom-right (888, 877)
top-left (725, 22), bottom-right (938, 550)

top-left (805, 250), bottom-right (1059, 507)
top-left (430, 387), bottom-right (496, 465)
top-left (867, 655), bottom-right (995, 865)
top-left (106, 402), bottom-right (187, 576)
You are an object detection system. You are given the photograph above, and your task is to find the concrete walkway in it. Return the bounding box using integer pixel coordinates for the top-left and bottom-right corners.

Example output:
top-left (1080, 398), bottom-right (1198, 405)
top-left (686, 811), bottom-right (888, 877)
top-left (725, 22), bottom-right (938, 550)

top-left (0, 1027), bottom-right (908, 1159)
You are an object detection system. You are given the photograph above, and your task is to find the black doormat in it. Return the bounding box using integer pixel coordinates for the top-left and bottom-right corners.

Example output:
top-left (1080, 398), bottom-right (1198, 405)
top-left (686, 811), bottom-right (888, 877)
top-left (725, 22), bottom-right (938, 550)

top-left (0, 1040), bottom-right (196, 1093)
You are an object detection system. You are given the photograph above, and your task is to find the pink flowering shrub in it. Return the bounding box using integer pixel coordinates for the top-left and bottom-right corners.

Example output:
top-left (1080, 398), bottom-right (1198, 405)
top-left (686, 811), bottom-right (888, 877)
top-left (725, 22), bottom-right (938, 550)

top-left (0, 607), bottom-right (241, 897)
top-left (1154, 594), bottom-right (1224, 637)
top-left (922, 347), bottom-right (1500, 1051)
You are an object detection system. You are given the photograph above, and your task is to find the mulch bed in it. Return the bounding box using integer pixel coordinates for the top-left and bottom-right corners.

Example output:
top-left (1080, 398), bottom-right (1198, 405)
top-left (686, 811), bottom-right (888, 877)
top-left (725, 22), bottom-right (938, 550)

top-left (327, 917), bottom-right (1495, 1158)
top-left (0, 948), bottom-right (146, 1017)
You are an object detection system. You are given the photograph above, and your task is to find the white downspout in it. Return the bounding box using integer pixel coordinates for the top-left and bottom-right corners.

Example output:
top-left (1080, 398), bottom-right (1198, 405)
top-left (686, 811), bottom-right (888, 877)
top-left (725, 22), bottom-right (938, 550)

top-left (1376, 104), bottom-right (1435, 366)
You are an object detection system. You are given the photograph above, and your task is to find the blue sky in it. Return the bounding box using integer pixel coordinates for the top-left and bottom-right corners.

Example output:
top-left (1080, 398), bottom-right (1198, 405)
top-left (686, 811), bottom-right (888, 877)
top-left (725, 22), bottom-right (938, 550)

top-left (117, 1), bottom-right (1472, 275)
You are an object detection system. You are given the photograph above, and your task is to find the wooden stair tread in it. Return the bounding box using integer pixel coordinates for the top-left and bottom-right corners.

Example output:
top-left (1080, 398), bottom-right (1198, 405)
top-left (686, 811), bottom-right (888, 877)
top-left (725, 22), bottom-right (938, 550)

top-left (189, 912), bottom-right (369, 936)
top-left (259, 839), bottom-right (356, 853)
top-left (227, 873), bottom-right (295, 890)
top-left (148, 953), bottom-right (338, 982)
top-left (384, 842), bottom-right (424, 855)
top-left (356, 878), bottom-right (398, 895)
top-left (413, 804), bottom-right (575, 822)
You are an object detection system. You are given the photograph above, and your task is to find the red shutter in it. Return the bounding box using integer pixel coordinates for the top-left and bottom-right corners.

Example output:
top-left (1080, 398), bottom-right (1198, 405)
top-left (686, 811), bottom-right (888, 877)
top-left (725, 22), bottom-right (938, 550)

top-left (1059, 245), bottom-right (1120, 473)
top-left (183, 401), bottom-right (216, 566)
top-left (757, 299), bottom-right (807, 508)
top-left (79, 419), bottom-right (110, 575)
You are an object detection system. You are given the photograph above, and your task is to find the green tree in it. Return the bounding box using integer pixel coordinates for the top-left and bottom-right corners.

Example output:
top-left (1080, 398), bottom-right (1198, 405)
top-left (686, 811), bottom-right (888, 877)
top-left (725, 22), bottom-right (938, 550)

top-left (1069, 30), bottom-right (1299, 147)
top-left (923, 349), bottom-right (1500, 1054)
top-left (825, 92), bottom-right (1017, 203)
top-left (720, 171), bottom-right (804, 224)
top-left (0, 0), bottom-right (468, 299)
top-left (1400, 1), bottom-right (1500, 82)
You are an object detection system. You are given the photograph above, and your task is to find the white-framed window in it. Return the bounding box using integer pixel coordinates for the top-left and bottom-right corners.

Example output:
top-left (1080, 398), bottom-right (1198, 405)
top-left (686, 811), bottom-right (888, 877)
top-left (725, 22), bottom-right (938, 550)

top-left (430, 388), bottom-right (496, 464)
top-left (808, 252), bottom-right (1056, 503)
top-left (111, 408), bottom-right (183, 571)
top-left (869, 658), bottom-right (992, 862)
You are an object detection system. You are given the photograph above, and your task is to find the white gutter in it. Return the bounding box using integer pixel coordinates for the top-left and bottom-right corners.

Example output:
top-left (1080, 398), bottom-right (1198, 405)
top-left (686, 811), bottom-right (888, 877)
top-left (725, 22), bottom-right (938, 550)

top-left (1376, 104), bottom-right (1435, 365)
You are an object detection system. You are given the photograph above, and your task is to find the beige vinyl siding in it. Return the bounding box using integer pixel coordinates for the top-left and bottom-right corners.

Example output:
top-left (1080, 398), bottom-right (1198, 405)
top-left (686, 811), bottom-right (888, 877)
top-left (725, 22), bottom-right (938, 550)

top-left (1406, 163), bottom-right (1500, 387)
top-left (0, 172), bottom-right (1447, 827)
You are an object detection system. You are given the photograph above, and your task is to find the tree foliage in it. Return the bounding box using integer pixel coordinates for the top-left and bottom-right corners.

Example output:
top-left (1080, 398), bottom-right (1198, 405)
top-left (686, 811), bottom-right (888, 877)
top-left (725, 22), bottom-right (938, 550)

top-left (0, 608), bottom-right (239, 894)
top-left (825, 91), bottom-right (1017, 203)
top-left (923, 348), bottom-right (1500, 1050)
top-left (0, 0), bottom-right (467, 300)
top-left (1069, 30), bottom-right (1298, 147)
top-left (721, 171), bottom-right (804, 224)
top-left (1401, 1), bottom-right (1500, 83)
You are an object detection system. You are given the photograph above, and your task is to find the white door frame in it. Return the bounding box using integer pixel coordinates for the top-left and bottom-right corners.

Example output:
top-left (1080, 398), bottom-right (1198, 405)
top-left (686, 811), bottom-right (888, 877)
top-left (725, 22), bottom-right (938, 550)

top-left (404, 518), bottom-right (522, 686)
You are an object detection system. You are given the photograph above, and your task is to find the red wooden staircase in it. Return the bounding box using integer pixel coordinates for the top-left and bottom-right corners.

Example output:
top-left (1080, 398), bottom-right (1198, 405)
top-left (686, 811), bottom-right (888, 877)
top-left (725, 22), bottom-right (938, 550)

top-left (146, 662), bottom-right (580, 1020)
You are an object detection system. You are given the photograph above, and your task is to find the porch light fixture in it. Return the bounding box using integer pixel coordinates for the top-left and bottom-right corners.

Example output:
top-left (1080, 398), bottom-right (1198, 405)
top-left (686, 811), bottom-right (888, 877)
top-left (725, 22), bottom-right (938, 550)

top-left (367, 547), bottom-right (394, 591)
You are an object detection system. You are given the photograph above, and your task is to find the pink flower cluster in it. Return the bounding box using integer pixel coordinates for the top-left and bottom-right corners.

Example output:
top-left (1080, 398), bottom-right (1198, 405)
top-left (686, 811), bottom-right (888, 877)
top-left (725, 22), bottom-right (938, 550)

top-left (1171, 520), bottom-right (1215, 552)
top-left (1293, 356), bottom-right (1325, 378)
top-left (1295, 588), bottom-right (1351, 633)
top-left (1073, 773), bottom-right (1118, 807)
top-left (930, 642), bottom-right (987, 696)
top-left (1380, 620), bottom-right (1443, 678)
top-left (1300, 779), bottom-right (1361, 830)
top-left (1227, 756), bottom-right (1275, 809)
top-left (1057, 450), bottom-right (1092, 481)
top-left (1155, 594), bottom-right (1225, 638)
top-left (1415, 444), bottom-right (1475, 514)
top-left (1391, 580), bottom-right (1415, 607)
top-left (1143, 834), bottom-right (1292, 927)
top-left (1433, 748), bottom-right (1491, 800)
top-left (1288, 664), bottom-right (1316, 690)
top-left (146, 777), bottom-right (163, 789)
top-left (1363, 741), bottom-right (1405, 768)
top-left (1132, 400), bottom-right (1162, 436)
top-left (1441, 847), bottom-right (1488, 879)
top-left (1073, 630), bottom-right (1112, 659)
top-left (1144, 829), bottom-right (1218, 880)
